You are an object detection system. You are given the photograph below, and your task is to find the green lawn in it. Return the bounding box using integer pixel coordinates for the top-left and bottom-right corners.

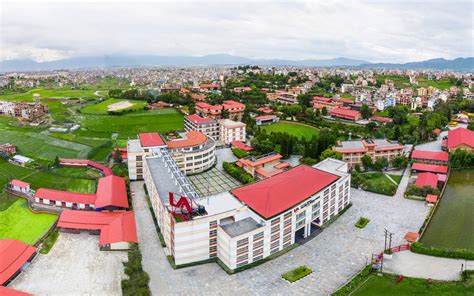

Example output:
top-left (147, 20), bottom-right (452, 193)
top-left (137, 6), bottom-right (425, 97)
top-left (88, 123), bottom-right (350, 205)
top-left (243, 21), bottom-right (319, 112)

top-left (261, 121), bottom-right (319, 139)
top-left (81, 98), bottom-right (147, 114)
top-left (353, 172), bottom-right (398, 196)
top-left (49, 166), bottom-right (102, 179)
top-left (352, 274), bottom-right (474, 296)
top-left (420, 169), bottom-right (474, 250)
top-left (374, 74), bottom-right (411, 89)
top-left (388, 174), bottom-right (402, 184)
top-left (416, 77), bottom-right (456, 90)
top-left (0, 199), bottom-right (57, 245)
top-left (0, 87), bottom-right (98, 102)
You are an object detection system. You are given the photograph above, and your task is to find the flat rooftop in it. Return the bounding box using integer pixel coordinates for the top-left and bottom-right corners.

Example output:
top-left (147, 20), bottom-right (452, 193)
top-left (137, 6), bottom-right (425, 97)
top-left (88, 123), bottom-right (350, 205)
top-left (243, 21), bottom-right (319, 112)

top-left (220, 217), bottom-right (262, 238)
top-left (145, 156), bottom-right (183, 205)
top-left (127, 139), bottom-right (142, 153)
top-left (313, 158), bottom-right (349, 177)
top-left (195, 191), bottom-right (243, 217)
top-left (334, 140), bottom-right (365, 150)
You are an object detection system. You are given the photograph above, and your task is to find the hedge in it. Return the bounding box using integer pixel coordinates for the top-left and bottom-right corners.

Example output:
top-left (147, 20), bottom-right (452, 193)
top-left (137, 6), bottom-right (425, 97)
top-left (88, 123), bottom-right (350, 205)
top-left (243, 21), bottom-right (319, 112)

top-left (354, 217), bottom-right (370, 229)
top-left (411, 242), bottom-right (474, 260)
top-left (121, 243), bottom-right (150, 296)
top-left (282, 266), bottom-right (313, 282)
top-left (39, 229), bottom-right (60, 254)
top-left (331, 265), bottom-right (373, 296)
top-left (166, 256), bottom-right (216, 269)
top-left (231, 148), bottom-right (249, 159)
top-left (222, 161), bottom-right (255, 184)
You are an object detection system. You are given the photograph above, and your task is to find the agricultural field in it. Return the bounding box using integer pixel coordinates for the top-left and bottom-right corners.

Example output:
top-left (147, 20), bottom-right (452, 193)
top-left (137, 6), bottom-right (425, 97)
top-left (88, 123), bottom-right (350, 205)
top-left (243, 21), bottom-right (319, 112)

top-left (81, 98), bottom-right (147, 114)
top-left (261, 121), bottom-right (319, 139)
top-left (420, 169), bottom-right (474, 250)
top-left (416, 77), bottom-right (456, 90)
top-left (352, 274), bottom-right (473, 296)
top-left (0, 87), bottom-right (98, 102)
top-left (80, 108), bottom-right (184, 139)
top-left (374, 74), bottom-right (412, 89)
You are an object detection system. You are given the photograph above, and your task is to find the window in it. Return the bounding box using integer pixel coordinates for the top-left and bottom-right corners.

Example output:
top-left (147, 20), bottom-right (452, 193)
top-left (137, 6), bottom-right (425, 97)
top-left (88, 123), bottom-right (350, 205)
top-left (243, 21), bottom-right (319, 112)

top-left (296, 220), bottom-right (305, 229)
top-left (237, 245), bottom-right (248, 254)
top-left (312, 210), bottom-right (320, 219)
top-left (253, 254), bottom-right (263, 261)
top-left (136, 162), bottom-right (143, 167)
top-left (209, 229), bottom-right (217, 236)
top-left (253, 240), bottom-right (264, 249)
top-left (312, 201), bottom-right (320, 211)
top-left (210, 238), bottom-right (217, 244)
top-left (283, 241), bottom-right (292, 249)
top-left (237, 238), bottom-right (248, 247)
top-left (271, 233), bottom-right (280, 241)
top-left (271, 241), bottom-right (280, 249)
top-left (283, 227), bottom-right (291, 235)
top-left (271, 217), bottom-right (280, 225)
top-left (209, 221), bottom-right (217, 227)
top-left (270, 248), bottom-right (279, 255)
top-left (253, 232), bottom-right (264, 241)
top-left (271, 225), bottom-right (280, 233)
top-left (283, 219), bottom-right (291, 227)
top-left (136, 156), bottom-right (143, 161)
top-left (237, 254), bottom-right (248, 262)
top-left (209, 245), bottom-right (217, 252)
top-left (210, 253), bottom-right (217, 258)
top-left (296, 211), bottom-right (305, 221)
top-left (284, 212), bottom-right (292, 219)
top-left (236, 261), bottom-right (248, 268)
top-left (253, 248), bottom-right (263, 256)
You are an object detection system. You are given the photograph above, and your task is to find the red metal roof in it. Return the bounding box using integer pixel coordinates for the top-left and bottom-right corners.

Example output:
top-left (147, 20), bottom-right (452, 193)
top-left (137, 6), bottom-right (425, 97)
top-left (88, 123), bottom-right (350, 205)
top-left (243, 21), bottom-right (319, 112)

top-left (231, 141), bottom-right (253, 151)
top-left (404, 232), bottom-right (419, 242)
top-left (447, 128), bottom-right (474, 149)
top-left (59, 158), bottom-right (113, 176)
top-left (0, 286), bottom-right (32, 296)
top-left (426, 194), bottom-right (438, 203)
top-left (185, 114), bottom-right (214, 124)
top-left (369, 116), bottom-right (393, 123)
top-left (238, 154), bottom-right (282, 167)
top-left (10, 179), bottom-right (29, 188)
top-left (139, 133), bottom-right (166, 147)
top-left (415, 172), bottom-right (438, 188)
top-left (0, 239), bottom-right (37, 285)
top-left (411, 163), bottom-right (448, 174)
top-left (166, 131), bottom-right (207, 150)
top-left (330, 108), bottom-right (361, 120)
top-left (255, 115), bottom-right (277, 121)
top-left (95, 175), bottom-right (129, 209)
top-left (411, 150), bottom-right (448, 162)
top-left (35, 188), bottom-right (96, 205)
top-left (231, 165), bottom-right (339, 219)
top-left (57, 210), bottom-right (137, 245)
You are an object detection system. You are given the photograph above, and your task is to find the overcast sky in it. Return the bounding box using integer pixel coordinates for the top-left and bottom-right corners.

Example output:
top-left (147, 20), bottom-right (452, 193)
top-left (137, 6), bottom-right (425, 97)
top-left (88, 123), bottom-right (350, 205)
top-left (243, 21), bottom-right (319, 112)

top-left (1, 0), bottom-right (473, 63)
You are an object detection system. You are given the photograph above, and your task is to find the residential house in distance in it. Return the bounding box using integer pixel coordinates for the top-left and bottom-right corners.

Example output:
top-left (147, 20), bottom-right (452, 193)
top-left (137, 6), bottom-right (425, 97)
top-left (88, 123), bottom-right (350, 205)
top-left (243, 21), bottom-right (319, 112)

top-left (329, 108), bottom-right (362, 122)
top-left (332, 139), bottom-right (405, 168)
top-left (236, 152), bottom-right (290, 179)
top-left (0, 143), bottom-right (16, 155)
top-left (195, 100), bottom-right (245, 121)
top-left (0, 100), bottom-right (48, 121)
top-left (267, 91), bottom-right (298, 105)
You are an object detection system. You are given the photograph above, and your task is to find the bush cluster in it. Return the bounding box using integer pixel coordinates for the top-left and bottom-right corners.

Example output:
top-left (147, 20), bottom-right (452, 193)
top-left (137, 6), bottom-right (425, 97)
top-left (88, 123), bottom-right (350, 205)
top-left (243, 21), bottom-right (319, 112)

top-left (121, 243), bottom-right (150, 296)
top-left (405, 184), bottom-right (440, 197)
top-left (282, 266), bottom-right (313, 282)
top-left (331, 265), bottom-right (373, 296)
top-left (231, 148), bottom-right (249, 159)
top-left (223, 162), bottom-right (254, 184)
top-left (410, 242), bottom-right (474, 260)
top-left (354, 217), bottom-right (370, 229)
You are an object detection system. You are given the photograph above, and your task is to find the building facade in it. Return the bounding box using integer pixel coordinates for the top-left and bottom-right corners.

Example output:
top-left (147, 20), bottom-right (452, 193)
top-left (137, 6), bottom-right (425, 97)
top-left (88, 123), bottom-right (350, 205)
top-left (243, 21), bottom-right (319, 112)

top-left (219, 119), bottom-right (246, 145)
top-left (184, 114), bottom-right (220, 141)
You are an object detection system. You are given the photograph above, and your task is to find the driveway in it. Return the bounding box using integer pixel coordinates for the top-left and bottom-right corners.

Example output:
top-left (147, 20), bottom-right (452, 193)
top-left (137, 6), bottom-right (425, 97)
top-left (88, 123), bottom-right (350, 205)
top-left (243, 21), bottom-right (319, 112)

top-left (383, 251), bottom-right (473, 281)
top-left (131, 182), bottom-right (429, 296)
top-left (11, 233), bottom-right (127, 295)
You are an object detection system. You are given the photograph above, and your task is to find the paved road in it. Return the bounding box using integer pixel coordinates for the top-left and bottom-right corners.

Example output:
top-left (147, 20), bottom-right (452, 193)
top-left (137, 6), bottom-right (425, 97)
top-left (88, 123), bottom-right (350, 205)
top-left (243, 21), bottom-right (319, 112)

top-left (383, 251), bottom-right (474, 281)
top-left (131, 182), bottom-right (428, 296)
top-left (393, 168), bottom-right (411, 198)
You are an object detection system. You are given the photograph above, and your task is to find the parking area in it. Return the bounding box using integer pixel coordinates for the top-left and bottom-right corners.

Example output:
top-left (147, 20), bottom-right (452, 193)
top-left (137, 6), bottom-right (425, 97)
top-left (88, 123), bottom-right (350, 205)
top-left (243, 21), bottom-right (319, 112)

top-left (188, 167), bottom-right (241, 196)
top-left (11, 232), bottom-right (127, 295)
top-left (131, 181), bottom-right (429, 296)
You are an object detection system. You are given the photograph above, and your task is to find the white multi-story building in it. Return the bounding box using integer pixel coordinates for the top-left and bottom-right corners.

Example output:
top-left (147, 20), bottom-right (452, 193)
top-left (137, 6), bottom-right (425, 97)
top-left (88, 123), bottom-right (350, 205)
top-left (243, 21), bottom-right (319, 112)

top-left (184, 114), bottom-right (220, 141)
top-left (142, 156), bottom-right (350, 270)
top-left (219, 119), bottom-right (246, 145)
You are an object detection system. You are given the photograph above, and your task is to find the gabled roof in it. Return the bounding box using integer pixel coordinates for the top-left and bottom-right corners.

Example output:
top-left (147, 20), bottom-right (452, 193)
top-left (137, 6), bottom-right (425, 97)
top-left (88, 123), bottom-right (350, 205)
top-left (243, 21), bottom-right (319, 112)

top-left (330, 108), bottom-right (361, 119)
top-left (34, 188), bottom-right (96, 205)
top-left (0, 239), bottom-right (37, 285)
top-left (411, 150), bottom-right (449, 162)
top-left (231, 165), bottom-right (339, 219)
top-left (185, 114), bottom-right (214, 124)
top-left (447, 128), bottom-right (474, 149)
top-left (10, 179), bottom-right (30, 188)
top-left (415, 172), bottom-right (438, 188)
top-left (57, 210), bottom-right (138, 245)
top-left (238, 153), bottom-right (282, 167)
top-left (139, 133), bottom-right (166, 147)
top-left (95, 175), bottom-right (129, 209)
top-left (255, 115), bottom-right (277, 121)
top-left (231, 141), bottom-right (253, 151)
top-left (411, 163), bottom-right (448, 174)
top-left (0, 286), bottom-right (32, 296)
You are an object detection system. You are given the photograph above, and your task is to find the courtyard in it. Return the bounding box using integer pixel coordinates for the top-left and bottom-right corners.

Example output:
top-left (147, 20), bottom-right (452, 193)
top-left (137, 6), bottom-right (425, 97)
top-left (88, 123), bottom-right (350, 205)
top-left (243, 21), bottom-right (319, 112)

top-left (11, 232), bottom-right (127, 295)
top-left (131, 182), bottom-right (429, 295)
top-left (188, 167), bottom-right (241, 196)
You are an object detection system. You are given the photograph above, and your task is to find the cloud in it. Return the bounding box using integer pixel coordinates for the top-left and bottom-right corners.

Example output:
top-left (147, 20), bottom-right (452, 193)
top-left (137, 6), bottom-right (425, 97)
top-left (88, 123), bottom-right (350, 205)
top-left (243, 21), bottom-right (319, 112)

top-left (1, 0), bottom-right (472, 63)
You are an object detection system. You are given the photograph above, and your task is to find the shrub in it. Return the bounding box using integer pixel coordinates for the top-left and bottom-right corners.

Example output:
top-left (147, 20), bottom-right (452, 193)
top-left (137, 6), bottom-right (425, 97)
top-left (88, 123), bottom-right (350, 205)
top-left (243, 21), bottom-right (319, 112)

top-left (410, 242), bottom-right (474, 260)
top-left (40, 230), bottom-right (59, 254)
top-left (121, 243), bottom-right (150, 296)
top-left (231, 148), bottom-right (249, 159)
top-left (405, 184), bottom-right (440, 197)
top-left (282, 266), bottom-right (313, 282)
top-left (331, 265), bottom-right (373, 296)
top-left (223, 161), bottom-right (255, 184)
top-left (355, 217), bottom-right (370, 229)
top-left (299, 157), bottom-right (318, 166)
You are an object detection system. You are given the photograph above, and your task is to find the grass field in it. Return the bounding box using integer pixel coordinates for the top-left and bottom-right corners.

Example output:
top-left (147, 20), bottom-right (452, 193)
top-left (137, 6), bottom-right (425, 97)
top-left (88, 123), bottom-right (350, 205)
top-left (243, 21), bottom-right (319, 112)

top-left (374, 74), bottom-right (411, 89)
top-left (353, 274), bottom-right (474, 296)
top-left (49, 166), bottom-right (102, 179)
top-left (0, 199), bottom-right (58, 245)
top-left (81, 98), bottom-right (147, 114)
top-left (420, 169), bottom-right (474, 250)
top-left (81, 108), bottom-right (184, 138)
top-left (0, 87), bottom-right (98, 102)
top-left (416, 78), bottom-right (455, 90)
top-left (261, 121), bottom-right (319, 139)
top-left (354, 172), bottom-right (398, 196)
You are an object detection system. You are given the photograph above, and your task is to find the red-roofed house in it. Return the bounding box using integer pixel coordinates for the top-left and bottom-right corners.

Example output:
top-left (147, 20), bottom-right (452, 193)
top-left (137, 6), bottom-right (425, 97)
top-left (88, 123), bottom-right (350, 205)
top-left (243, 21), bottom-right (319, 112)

top-left (255, 115), bottom-right (279, 126)
top-left (230, 165), bottom-right (340, 219)
top-left (8, 180), bottom-right (31, 194)
top-left (329, 108), bottom-right (362, 121)
top-left (0, 143), bottom-right (16, 155)
top-left (415, 172), bottom-right (438, 189)
top-left (0, 239), bottom-right (37, 285)
top-left (95, 175), bottom-right (129, 209)
top-left (184, 114), bottom-right (219, 141)
top-left (195, 100), bottom-right (245, 121)
top-left (59, 158), bottom-right (113, 176)
top-left (236, 153), bottom-right (289, 180)
top-left (257, 107), bottom-right (273, 114)
top-left (231, 141), bottom-right (253, 151)
top-left (112, 148), bottom-right (127, 161)
top-left (139, 133), bottom-right (166, 148)
top-left (447, 128), bottom-right (474, 152)
top-left (312, 97), bottom-right (342, 111)
top-left (369, 116), bottom-right (393, 124)
top-left (411, 163), bottom-right (448, 174)
top-left (411, 150), bottom-right (449, 165)
top-left (426, 194), bottom-right (438, 204)
top-left (57, 210), bottom-right (137, 250)
top-left (0, 286), bottom-right (32, 296)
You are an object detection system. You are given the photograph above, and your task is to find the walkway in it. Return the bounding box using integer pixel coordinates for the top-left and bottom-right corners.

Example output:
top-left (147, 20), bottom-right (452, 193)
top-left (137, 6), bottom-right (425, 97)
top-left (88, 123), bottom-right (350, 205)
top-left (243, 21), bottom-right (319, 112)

top-left (393, 168), bottom-right (411, 198)
top-left (383, 251), bottom-right (473, 281)
top-left (131, 182), bottom-right (428, 295)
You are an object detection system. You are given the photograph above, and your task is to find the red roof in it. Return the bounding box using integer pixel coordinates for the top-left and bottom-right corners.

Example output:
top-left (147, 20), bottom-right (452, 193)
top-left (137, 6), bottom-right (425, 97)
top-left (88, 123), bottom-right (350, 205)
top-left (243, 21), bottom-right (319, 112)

top-left (58, 210), bottom-right (137, 245)
top-left (95, 175), bottom-right (129, 209)
top-left (0, 239), bottom-right (37, 285)
top-left (139, 133), bottom-right (166, 147)
top-left (433, 128), bottom-right (441, 135)
top-left (185, 114), bottom-right (214, 124)
top-left (369, 116), bottom-right (393, 123)
top-left (415, 172), bottom-right (438, 188)
top-left (313, 96), bottom-right (333, 102)
top-left (10, 179), bottom-right (29, 188)
top-left (231, 141), bottom-right (253, 151)
top-left (35, 188), bottom-right (96, 205)
top-left (411, 150), bottom-right (448, 162)
top-left (255, 115), bottom-right (277, 121)
top-left (0, 286), bottom-right (32, 296)
top-left (426, 194), bottom-right (438, 203)
top-left (411, 163), bottom-right (448, 174)
top-left (330, 108), bottom-right (361, 120)
top-left (447, 128), bottom-right (474, 149)
top-left (231, 165), bottom-right (339, 219)
top-left (166, 131), bottom-right (207, 149)
top-left (59, 158), bottom-right (113, 176)
top-left (404, 232), bottom-right (419, 242)
top-left (238, 154), bottom-right (282, 167)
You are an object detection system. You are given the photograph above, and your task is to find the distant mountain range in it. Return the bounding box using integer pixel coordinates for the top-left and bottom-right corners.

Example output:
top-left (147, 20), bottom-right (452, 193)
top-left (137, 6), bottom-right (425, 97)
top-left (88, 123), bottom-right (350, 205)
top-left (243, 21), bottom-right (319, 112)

top-left (1, 54), bottom-right (472, 72)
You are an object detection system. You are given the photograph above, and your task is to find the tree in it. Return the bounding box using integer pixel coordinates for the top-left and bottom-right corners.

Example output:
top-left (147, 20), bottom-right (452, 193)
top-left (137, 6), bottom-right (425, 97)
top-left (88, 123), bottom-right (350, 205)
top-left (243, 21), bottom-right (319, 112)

top-left (360, 104), bottom-right (372, 119)
top-left (373, 157), bottom-right (388, 171)
top-left (221, 108), bottom-right (229, 119)
top-left (319, 149), bottom-right (342, 161)
top-left (113, 149), bottom-right (123, 164)
top-left (321, 107), bottom-right (328, 116)
top-left (366, 121), bottom-right (378, 132)
top-left (361, 155), bottom-right (373, 170)
top-left (391, 156), bottom-right (408, 168)
top-left (54, 156), bottom-right (60, 166)
top-left (298, 94), bottom-right (312, 108)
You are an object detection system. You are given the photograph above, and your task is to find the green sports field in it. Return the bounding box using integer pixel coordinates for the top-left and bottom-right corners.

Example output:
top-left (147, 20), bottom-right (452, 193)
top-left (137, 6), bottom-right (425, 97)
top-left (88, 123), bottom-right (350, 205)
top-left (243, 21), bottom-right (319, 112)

top-left (81, 98), bottom-right (147, 114)
top-left (260, 121), bottom-right (319, 139)
top-left (0, 199), bottom-right (58, 245)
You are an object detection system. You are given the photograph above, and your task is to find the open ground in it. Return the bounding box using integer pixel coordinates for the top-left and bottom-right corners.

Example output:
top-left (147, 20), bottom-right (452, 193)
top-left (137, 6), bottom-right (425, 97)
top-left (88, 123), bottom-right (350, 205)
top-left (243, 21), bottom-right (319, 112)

top-left (261, 121), bottom-right (319, 139)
